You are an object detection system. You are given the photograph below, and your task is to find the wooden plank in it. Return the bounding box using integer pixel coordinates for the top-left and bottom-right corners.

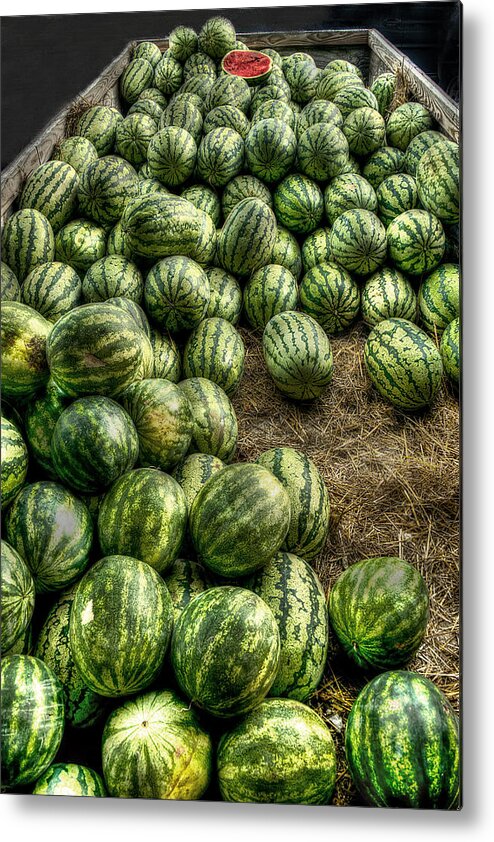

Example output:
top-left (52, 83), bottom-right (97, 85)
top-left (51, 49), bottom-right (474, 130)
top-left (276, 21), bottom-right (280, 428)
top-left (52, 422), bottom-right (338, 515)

top-left (150, 29), bottom-right (370, 52)
top-left (368, 29), bottom-right (459, 142)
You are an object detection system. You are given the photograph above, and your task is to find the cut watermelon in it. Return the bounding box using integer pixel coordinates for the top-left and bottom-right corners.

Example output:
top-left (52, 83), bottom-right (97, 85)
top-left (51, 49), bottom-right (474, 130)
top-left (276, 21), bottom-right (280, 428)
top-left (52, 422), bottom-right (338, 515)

top-left (221, 50), bottom-right (273, 86)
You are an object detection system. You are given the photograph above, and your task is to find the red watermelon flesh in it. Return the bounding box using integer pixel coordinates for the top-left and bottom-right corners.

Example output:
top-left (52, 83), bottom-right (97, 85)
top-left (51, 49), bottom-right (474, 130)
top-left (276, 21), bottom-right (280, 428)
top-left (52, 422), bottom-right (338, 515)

top-left (221, 50), bottom-right (273, 84)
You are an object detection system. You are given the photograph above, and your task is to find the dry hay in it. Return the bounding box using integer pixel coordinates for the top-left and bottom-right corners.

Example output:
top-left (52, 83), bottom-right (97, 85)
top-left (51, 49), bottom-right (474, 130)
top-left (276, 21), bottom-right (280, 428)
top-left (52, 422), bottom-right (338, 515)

top-left (231, 323), bottom-right (460, 808)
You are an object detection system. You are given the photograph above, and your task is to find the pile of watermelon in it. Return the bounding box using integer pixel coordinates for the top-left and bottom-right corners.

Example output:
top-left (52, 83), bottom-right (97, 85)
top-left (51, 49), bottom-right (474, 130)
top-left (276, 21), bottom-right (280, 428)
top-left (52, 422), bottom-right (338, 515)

top-left (1, 15), bottom-right (460, 807)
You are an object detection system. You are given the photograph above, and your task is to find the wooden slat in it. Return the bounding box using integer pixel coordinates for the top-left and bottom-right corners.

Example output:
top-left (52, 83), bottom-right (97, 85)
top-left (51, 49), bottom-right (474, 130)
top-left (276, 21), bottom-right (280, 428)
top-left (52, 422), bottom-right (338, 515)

top-left (368, 29), bottom-right (459, 142)
top-left (150, 29), bottom-right (370, 53)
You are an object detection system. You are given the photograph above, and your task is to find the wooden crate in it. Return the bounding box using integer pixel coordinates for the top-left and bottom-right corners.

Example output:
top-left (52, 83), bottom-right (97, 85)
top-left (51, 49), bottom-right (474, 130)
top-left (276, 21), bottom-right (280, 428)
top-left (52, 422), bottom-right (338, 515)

top-left (1, 27), bottom-right (459, 225)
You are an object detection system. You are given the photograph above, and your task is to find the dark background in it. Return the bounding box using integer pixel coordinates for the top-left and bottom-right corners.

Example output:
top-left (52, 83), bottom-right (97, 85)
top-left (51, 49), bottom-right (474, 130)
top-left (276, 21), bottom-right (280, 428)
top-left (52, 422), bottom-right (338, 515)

top-left (1, 2), bottom-right (461, 169)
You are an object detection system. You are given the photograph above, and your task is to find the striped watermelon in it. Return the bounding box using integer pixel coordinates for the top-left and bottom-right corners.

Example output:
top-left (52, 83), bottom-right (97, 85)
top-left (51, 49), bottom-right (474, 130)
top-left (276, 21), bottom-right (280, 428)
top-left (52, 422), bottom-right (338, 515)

top-left (324, 173), bottom-right (378, 226)
top-left (1, 261), bottom-right (21, 302)
top-left (418, 263), bottom-right (460, 335)
top-left (55, 219), bottom-right (107, 275)
top-left (172, 453), bottom-right (225, 514)
top-left (47, 302), bottom-right (153, 398)
top-left (181, 184), bottom-right (221, 226)
top-left (119, 378), bottom-right (193, 472)
top-left (164, 558), bottom-right (213, 621)
top-left (217, 698), bottom-right (337, 804)
top-left (144, 256), bottom-right (210, 332)
top-left (128, 97), bottom-right (163, 123)
top-left (206, 74), bottom-right (251, 113)
top-left (244, 118), bottom-right (297, 183)
top-left (161, 96), bottom-right (203, 143)
top-left (376, 173), bottom-right (419, 226)
top-left (253, 99), bottom-right (296, 129)
top-left (149, 327), bottom-right (181, 380)
top-left (1, 209), bottom-right (55, 282)
top-left (182, 317), bottom-right (245, 396)
top-left (98, 467), bottom-right (187, 574)
top-left (196, 127), bottom-right (244, 188)
top-left (1, 655), bottom-right (65, 790)
top-left (284, 61), bottom-right (319, 104)
top-left (440, 317), bottom-right (460, 387)
top-left (53, 136), bottom-right (98, 175)
top-left (78, 156), bottom-right (138, 227)
top-left (297, 99), bottom-right (343, 134)
top-left (77, 105), bottom-right (123, 156)
top-left (316, 70), bottom-right (363, 102)
top-left (297, 122), bottom-right (350, 181)
top-left (370, 72), bottom-right (396, 115)
top-left (263, 310), bottom-right (334, 400)
top-left (251, 84), bottom-right (290, 113)
top-left (329, 209), bottom-right (387, 276)
top-left (248, 552), bottom-right (328, 700)
top-left (147, 126), bottom-right (197, 187)
top-left (274, 174), bottom-right (324, 234)
top-left (33, 585), bottom-right (105, 729)
top-left (1, 301), bottom-right (52, 399)
top-left (189, 463), bottom-right (290, 578)
top-left (301, 228), bottom-right (333, 272)
top-left (120, 194), bottom-right (216, 265)
top-left (386, 101), bottom-right (434, 151)
top-left (115, 113), bottom-right (158, 167)
top-left (403, 129), bottom-right (447, 176)
top-left (19, 161), bottom-right (79, 233)
top-left (134, 40), bottom-right (163, 66)
top-left (3, 620), bottom-right (32, 657)
top-left (181, 65), bottom-right (215, 92)
top-left (82, 254), bottom-right (143, 303)
top-left (70, 554), bottom-right (173, 697)
top-left (168, 25), bottom-right (198, 61)
top-left (364, 318), bottom-right (444, 410)
top-left (325, 58), bottom-right (363, 78)
top-left (361, 267), bottom-right (417, 327)
top-left (243, 264), bottom-right (298, 331)
top-left (22, 262), bottom-right (83, 321)
top-left (154, 54), bottom-right (183, 95)
top-left (271, 226), bottom-right (302, 279)
top-left (300, 261), bottom-right (360, 334)
top-left (416, 140), bottom-right (460, 225)
top-left (343, 106), bottom-right (386, 156)
top-left (221, 174), bottom-right (273, 219)
top-left (199, 16), bottom-right (236, 60)
top-left (120, 57), bottom-right (154, 104)
top-left (332, 85), bottom-right (378, 119)
top-left (5, 481), bottom-right (93, 593)
top-left (1, 416), bottom-right (28, 510)
top-left (105, 221), bottom-right (134, 259)
top-left (204, 267), bottom-right (242, 324)
top-left (33, 763), bottom-right (106, 797)
top-left (203, 104), bottom-right (250, 138)
top-left (345, 671), bottom-right (460, 808)
top-left (178, 377), bottom-right (238, 463)
top-left (362, 145), bottom-right (406, 189)
top-left (328, 556), bottom-right (429, 669)
top-left (105, 296), bottom-right (150, 336)
top-left (387, 209), bottom-right (445, 276)
top-left (1, 540), bottom-right (35, 653)
top-left (101, 689), bottom-right (212, 798)
top-left (50, 396), bottom-right (139, 493)
top-left (171, 586), bottom-right (280, 717)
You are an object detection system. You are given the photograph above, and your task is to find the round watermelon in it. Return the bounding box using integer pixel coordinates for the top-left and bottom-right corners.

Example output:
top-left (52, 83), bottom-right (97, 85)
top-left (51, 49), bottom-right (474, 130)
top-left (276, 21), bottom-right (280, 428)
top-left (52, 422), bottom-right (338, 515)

top-left (33, 763), bottom-right (106, 797)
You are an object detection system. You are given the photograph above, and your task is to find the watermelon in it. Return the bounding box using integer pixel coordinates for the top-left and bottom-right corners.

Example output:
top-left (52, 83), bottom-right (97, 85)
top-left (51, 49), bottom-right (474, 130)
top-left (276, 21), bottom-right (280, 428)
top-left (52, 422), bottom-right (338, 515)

top-left (330, 209), bottom-right (387, 277)
top-left (134, 40), bottom-right (163, 67)
top-left (181, 183), bottom-right (221, 226)
top-left (221, 49), bottom-right (273, 85)
top-left (362, 145), bottom-right (406, 189)
top-left (5, 481), bottom-right (93, 593)
top-left (164, 558), bottom-right (213, 621)
top-left (120, 57), bottom-right (154, 104)
top-left (387, 209), bottom-right (445, 276)
top-left (1, 655), bottom-right (65, 790)
top-left (217, 698), bottom-right (337, 804)
top-left (33, 763), bottom-right (106, 797)
top-left (33, 585), bottom-right (105, 729)
top-left (203, 104), bottom-right (250, 142)
top-left (418, 263), bottom-right (460, 335)
top-left (316, 70), bottom-right (363, 102)
top-left (270, 226), bottom-right (303, 279)
top-left (1, 540), bottom-right (35, 653)
top-left (263, 310), bottom-right (334, 400)
top-left (221, 174), bottom-right (272, 219)
top-left (78, 156), bottom-right (138, 228)
top-left (98, 468), bottom-right (187, 575)
top-left (252, 99), bottom-right (296, 130)
top-left (50, 396), bottom-right (138, 493)
top-left (183, 54), bottom-right (216, 81)
top-left (325, 58), bottom-right (363, 79)
top-left (403, 129), bottom-right (447, 176)
top-left (324, 173), bottom-right (378, 226)
top-left (332, 85), bottom-right (379, 119)
top-left (168, 25), bottom-right (198, 61)
top-left (182, 317), bottom-right (245, 396)
top-left (370, 72), bottom-right (396, 115)
top-left (361, 267), bottom-right (417, 327)
top-left (196, 127), bottom-right (244, 188)
top-left (328, 556), bottom-right (429, 669)
top-left (284, 61), bottom-right (319, 104)
top-left (171, 586), bottom-right (280, 717)
top-left (204, 267), bottom-right (242, 324)
top-left (206, 75), bottom-right (251, 114)
top-left (4, 621), bottom-right (33, 657)
top-left (105, 296), bottom-right (150, 336)
top-left (144, 256), bottom-right (210, 333)
top-left (297, 122), bottom-right (349, 183)
top-left (77, 105), bottom-right (123, 156)
top-left (247, 552), bottom-right (328, 700)
top-left (244, 118), bottom-right (296, 183)
top-left (299, 261), bottom-right (360, 334)
top-left (376, 173), bottom-right (419, 226)
top-left (1, 416), bottom-right (29, 510)
top-left (416, 140), bottom-right (460, 225)
top-left (1, 301), bottom-right (52, 399)
top-left (1, 261), bottom-right (21, 302)
top-left (22, 262), bottom-right (83, 321)
top-left (189, 463), bottom-right (290, 578)
top-left (55, 219), bottom-right (107, 275)
top-left (386, 102), bottom-right (434, 150)
top-left (243, 264), bottom-right (299, 331)
top-left (440, 317), bottom-right (460, 387)
top-left (345, 671), bottom-right (460, 808)
top-left (69, 554), bottom-right (173, 697)
top-left (53, 136), bottom-right (98, 175)
top-left (342, 106), bottom-right (386, 156)
top-left (178, 377), bottom-right (238, 462)
top-left (147, 126), bottom-right (197, 187)
top-left (101, 688), bottom-right (212, 798)
top-left (82, 254), bottom-right (143, 303)
top-left (120, 194), bottom-right (216, 265)
top-left (172, 453), bottom-right (225, 514)
top-left (260, 48), bottom-right (282, 68)
top-left (19, 161), bottom-right (79, 233)
top-left (301, 228), bottom-right (333, 272)
top-left (1, 208), bottom-right (55, 282)
top-left (149, 327), bottom-right (181, 381)
top-left (128, 97), bottom-right (163, 123)
top-left (154, 54), bottom-right (183, 95)
top-left (364, 318), bottom-right (444, 411)
top-left (273, 174), bottom-right (324, 234)
top-left (199, 16), bottom-right (236, 60)
top-left (115, 113), bottom-right (158, 167)
top-left (297, 99), bottom-right (343, 134)
top-left (46, 302), bottom-right (153, 398)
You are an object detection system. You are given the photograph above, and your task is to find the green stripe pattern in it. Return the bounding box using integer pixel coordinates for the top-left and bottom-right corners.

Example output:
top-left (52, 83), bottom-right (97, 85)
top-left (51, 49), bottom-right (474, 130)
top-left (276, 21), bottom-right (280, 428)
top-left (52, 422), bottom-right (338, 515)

top-left (206, 74), bottom-right (251, 113)
top-left (1, 416), bottom-right (28, 509)
top-left (33, 763), bottom-right (106, 796)
top-left (69, 555), bottom-right (174, 697)
top-left (164, 559), bottom-right (213, 622)
top-left (77, 105), bottom-right (123, 156)
top-left (324, 173), bottom-right (377, 226)
top-left (199, 16), bottom-right (236, 59)
top-left (105, 296), bottom-right (150, 336)
top-left (19, 161), bottom-right (79, 233)
top-left (55, 219), bottom-right (107, 274)
top-left (362, 145), bottom-right (405, 189)
top-left (332, 86), bottom-right (379, 118)
top-left (387, 209), bottom-right (445, 276)
top-left (120, 58), bottom-right (154, 104)
top-left (183, 317), bottom-right (245, 397)
top-left (168, 26), bottom-right (198, 61)
top-left (403, 130), bottom-right (447, 176)
top-left (301, 227), bottom-right (332, 272)
top-left (154, 54), bottom-right (183, 95)
top-left (274, 174), bottom-right (324, 234)
top-left (204, 267), bottom-right (242, 323)
top-left (330, 209), bottom-right (387, 276)
top-left (253, 99), bottom-right (296, 129)
top-left (297, 122), bottom-right (349, 181)
top-left (416, 140), bottom-right (460, 224)
top-left (361, 267), bottom-right (417, 327)
top-left (172, 453), bottom-right (225, 514)
top-left (245, 118), bottom-right (296, 183)
top-left (150, 327), bottom-right (181, 380)
top-left (328, 556), bottom-right (429, 669)
top-left (271, 227), bottom-right (303, 278)
top-left (197, 127), bottom-right (244, 188)
top-left (217, 698), bottom-right (337, 804)
top-left (53, 136), bottom-right (98, 175)
top-left (300, 261), bottom-right (360, 334)
top-left (1, 655), bottom-right (65, 789)
top-left (1, 261), bottom-right (21, 301)
top-left (82, 255), bottom-right (143, 303)
top-left (370, 72), bottom-right (396, 115)
top-left (171, 586), bottom-right (280, 717)
top-left (376, 173), bottom-right (419, 226)
top-left (134, 40), bottom-right (163, 66)
top-left (316, 70), bottom-right (363, 102)
top-left (222, 174), bottom-right (272, 219)
top-left (440, 317), bottom-right (460, 387)
top-left (203, 104), bottom-right (249, 138)
top-left (147, 126), bottom-right (197, 187)
top-left (243, 264), bottom-right (298, 331)
top-left (386, 102), bottom-right (434, 150)
top-left (418, 263), bottom-right (460, 335)
top-left (181, 184), bottom-right (221, 226)
top-left (115, 113), bottom-right (158, 167)
top-left (101, 689), bottom-right (212, 798)
top-left (364, 317), bottom-right (444, 410)
top-left (343, 106), bottom-right (386, 156)
top-left (78, 156), bottom-right (138, 227)
top-left (297, 99), bottom-right (343, 134)
top-left (1, 301), bottom-right (51, 399)
top-left (345, 671), bottom-right (460, 808)
top-left (178, 376), bottom-right (238, 462)
top-left (144, 256), bottom-right (210, 332)
top-left (248, 552), bottom-right (328, 700)
top-left (190, 463), bottom-right (291, 578)
top-left (22, 261), bottom-right (82, 321)
top-left (2, 208), bottom-right (55, 282)
top-left (263, 310), bottom-right (334, 400)
top-left (1, 540), bottom-right (35, 652)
